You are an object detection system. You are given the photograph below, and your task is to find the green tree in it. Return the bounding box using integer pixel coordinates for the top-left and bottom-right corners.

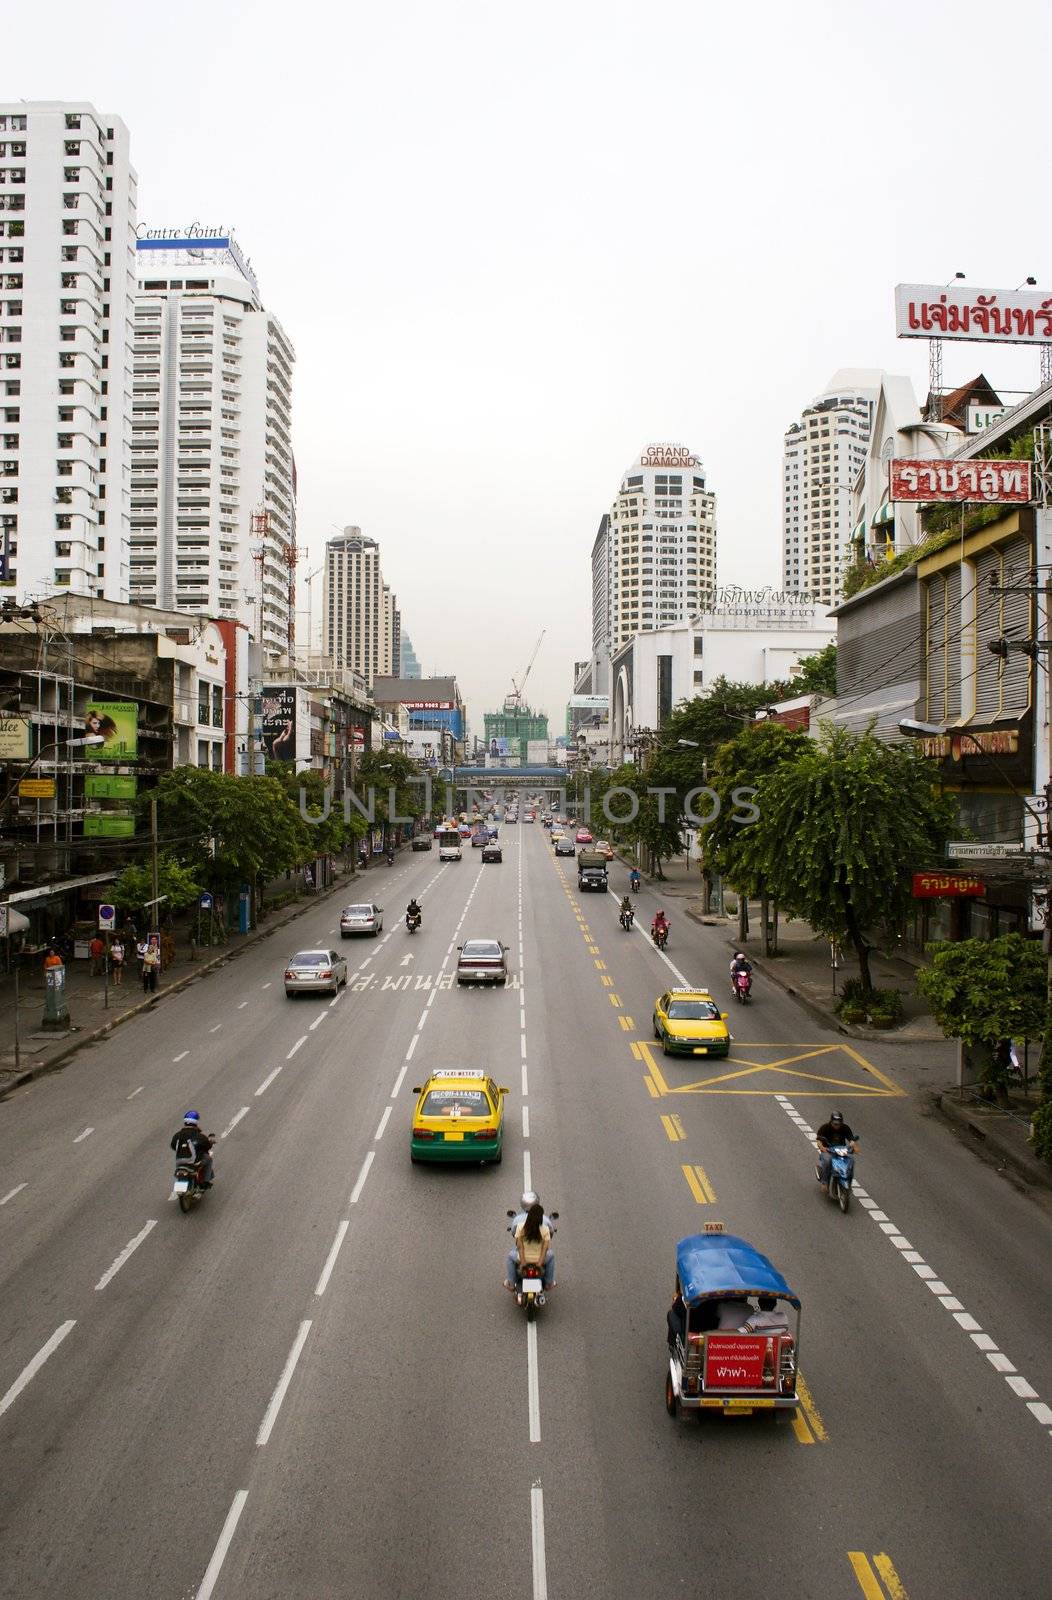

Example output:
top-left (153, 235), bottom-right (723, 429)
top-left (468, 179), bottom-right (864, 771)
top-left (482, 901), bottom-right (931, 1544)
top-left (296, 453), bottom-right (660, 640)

top-left (112, 855), bottom-right (203, 919)
top-left (657, 678), bottom-right (795, 777)
top-left (602, 764), bottom-right (684, 878)
top-left (757, 725), bottom-right (957, 993)
top-left (917, 935), bottom-right (1047, 1106)
top-left (149, 768), bottom-right (311, 895)
top-left (352, 748), bottom-right (425, 837)
top-left (792, 642), bottom-right (837, 697)
top-left (269, 763), bottom-right (363, 861)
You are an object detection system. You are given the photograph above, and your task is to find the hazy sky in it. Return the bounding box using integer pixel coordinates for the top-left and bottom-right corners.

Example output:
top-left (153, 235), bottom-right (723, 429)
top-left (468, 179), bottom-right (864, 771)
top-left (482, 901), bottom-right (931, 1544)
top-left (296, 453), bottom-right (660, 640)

top-left (9, 0), bottom-right (1051, 731)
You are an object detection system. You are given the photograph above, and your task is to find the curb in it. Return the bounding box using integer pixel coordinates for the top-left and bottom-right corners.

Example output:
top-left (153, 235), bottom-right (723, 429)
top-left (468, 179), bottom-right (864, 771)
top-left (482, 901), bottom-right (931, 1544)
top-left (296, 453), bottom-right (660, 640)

top-left (0, 876), bottom-right (350, 1099)
top-left (930, 1089), bottom-right (1051, 1192)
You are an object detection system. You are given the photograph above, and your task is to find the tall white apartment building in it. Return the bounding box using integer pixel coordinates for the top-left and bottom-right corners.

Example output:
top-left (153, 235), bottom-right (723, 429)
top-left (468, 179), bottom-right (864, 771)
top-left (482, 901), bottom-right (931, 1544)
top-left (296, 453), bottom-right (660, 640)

top-left (0, 102), bottom-right (137, 603)
top-left (129, 229), bottom-right (296, 657)
top-left (782, 369), bottom-right (881, 606)
top-left (601, 444), bottom-right (717, 655)
top-left (323, 527), bottom-right (396, 687)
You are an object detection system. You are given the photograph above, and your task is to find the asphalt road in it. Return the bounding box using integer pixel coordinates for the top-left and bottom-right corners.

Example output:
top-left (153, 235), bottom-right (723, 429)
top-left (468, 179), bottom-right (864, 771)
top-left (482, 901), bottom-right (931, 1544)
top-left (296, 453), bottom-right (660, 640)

top-left (1, 823), bottom-right (1050, 1600)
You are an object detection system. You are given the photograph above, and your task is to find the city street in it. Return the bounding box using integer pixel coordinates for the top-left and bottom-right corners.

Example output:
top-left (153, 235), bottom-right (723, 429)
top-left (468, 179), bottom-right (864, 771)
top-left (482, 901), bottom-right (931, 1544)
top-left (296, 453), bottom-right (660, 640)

top-left (1, 823), bottom-right (1049, 1600)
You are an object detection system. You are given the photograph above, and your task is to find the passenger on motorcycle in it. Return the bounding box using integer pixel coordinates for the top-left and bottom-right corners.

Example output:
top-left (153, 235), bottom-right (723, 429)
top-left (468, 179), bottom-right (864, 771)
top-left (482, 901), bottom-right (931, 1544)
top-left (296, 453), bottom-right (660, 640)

top-left (170, 1110), bottom-right (215, 1187)
top-left (505, 1201), bottom-right (554, 1292)
top-left (506, 1191), bottom-right (556, 1290)
top-left (651, 909), bottom-right (669, 943)
top-left (406, 898), bottom-right (422, 924)
top-left (815, 1110), bottom-right (858, 1190)
top-left (730, 952), bottom-right (753, 990)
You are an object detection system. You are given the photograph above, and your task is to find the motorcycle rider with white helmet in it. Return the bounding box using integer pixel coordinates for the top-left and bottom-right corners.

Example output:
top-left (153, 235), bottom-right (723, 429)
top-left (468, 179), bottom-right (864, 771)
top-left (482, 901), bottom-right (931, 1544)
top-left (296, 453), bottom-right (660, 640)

top-left (504, 1190), bottom-right (556, 1292)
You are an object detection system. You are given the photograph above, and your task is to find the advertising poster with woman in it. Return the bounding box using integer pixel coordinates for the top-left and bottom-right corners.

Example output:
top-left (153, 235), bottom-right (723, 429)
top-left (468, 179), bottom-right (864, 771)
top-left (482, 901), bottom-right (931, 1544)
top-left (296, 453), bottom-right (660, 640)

top-left (84, 702), bottom-right (138, 761)
top-left (260, 686), bottom-right (297, 761)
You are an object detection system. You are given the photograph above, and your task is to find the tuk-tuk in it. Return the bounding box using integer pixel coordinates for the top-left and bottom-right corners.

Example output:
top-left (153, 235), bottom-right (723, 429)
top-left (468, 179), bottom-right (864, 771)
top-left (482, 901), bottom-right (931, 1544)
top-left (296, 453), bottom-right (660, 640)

top-left (666, 1232), bottom-right (800, 1421)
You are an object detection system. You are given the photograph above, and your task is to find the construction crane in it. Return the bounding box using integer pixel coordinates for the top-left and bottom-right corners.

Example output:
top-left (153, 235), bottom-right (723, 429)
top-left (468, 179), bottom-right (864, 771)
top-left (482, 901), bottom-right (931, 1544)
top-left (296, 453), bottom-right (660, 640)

top-left (505, 629), bottom-right (545, 711)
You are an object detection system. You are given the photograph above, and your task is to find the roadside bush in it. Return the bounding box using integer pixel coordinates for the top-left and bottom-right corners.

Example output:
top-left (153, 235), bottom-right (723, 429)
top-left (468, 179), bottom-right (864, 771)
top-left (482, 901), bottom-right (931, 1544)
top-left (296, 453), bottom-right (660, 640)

top-left (1030, 1101), bottom-right (1052, 1164)
top-left (866, 988), bottom-right (904, 1023)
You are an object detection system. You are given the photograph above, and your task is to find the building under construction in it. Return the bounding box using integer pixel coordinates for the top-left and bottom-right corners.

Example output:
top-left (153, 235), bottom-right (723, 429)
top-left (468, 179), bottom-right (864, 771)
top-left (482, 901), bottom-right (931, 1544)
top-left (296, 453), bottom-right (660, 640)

top-left (482, 704), bottom-right (549, 762)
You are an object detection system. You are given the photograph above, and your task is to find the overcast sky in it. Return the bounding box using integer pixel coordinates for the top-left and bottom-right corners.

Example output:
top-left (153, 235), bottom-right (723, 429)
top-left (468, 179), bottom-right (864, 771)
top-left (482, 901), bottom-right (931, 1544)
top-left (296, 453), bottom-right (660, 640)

top-left (9, 0), bottom-right (1051, 732)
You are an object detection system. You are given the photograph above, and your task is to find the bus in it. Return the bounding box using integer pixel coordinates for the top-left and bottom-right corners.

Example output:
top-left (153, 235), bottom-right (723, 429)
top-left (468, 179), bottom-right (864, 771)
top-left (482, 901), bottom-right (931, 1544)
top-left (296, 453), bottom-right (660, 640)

top-left (436, 826), bottom-right (463, 862)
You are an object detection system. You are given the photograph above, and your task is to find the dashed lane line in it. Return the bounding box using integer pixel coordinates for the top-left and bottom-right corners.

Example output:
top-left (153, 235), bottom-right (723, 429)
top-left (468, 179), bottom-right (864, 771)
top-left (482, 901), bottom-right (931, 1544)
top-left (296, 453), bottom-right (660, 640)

top-left (0, 1320), bottom-right (77, 1421)
top-left (255, 1066), bottom-right (282, 1096)
top-left (73, 1127), bottom-right (94, 1144)
top-left (221, 1106), bottom-right (250, 1139)
top-left (0, 1182), bottom-right (28, 1206)
top-left (94, 1220), bottom-right (156, 1292)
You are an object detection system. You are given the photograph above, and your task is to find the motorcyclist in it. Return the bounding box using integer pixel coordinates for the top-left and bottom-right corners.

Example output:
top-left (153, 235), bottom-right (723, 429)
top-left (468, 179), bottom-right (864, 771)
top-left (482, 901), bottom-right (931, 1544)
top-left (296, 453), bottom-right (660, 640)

top-left (815, 1110), bottom-right (858, 1191)
top-left (730, 952), bottom-right (753, 992)
top-left (651, 909), bottom-right (669, 944)
top-left (619, 894), bottom-right (633, 928)
top-left (386, 848), bottom-right (395, 866)
top-left (505, 1190), bottom-right (556, 1291)
top-left (630, 868), bottom-right (641, 892)
top-left (406, 897), bottom-right (422, 927)
top-left (170, 1110), bottom-right (214, 1187)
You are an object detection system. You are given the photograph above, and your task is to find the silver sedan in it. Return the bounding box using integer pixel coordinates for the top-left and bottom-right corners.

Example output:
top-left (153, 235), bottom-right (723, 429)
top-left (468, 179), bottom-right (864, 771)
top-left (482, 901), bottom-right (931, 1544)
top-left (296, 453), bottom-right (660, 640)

top-left (284, 949), bottom-right (349, 996)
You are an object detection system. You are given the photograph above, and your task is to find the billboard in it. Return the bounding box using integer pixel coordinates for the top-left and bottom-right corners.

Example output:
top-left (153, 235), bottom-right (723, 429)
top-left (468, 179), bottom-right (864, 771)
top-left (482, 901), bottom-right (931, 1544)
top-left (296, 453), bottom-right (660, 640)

top-left (569, 695), bottom-right (610, 711)
top-left (895, 283), bottom-right (1052, 345)
top-left (260, 685), bottom-right (297, 761)
top-left (890, 459), bottom-right (1032, 504)
top-left (487, 737), bottom-right (509, 759)
top-left (83, 812), bottom-right (136, 837)
top-left (84, 701), bottom-right (138, 761)
top-left (84, 774), bottom-right (137, 800)
top-left (526, 740), bottom-right (549, 765)
top-left (0, 715), bottom-right (30, 759)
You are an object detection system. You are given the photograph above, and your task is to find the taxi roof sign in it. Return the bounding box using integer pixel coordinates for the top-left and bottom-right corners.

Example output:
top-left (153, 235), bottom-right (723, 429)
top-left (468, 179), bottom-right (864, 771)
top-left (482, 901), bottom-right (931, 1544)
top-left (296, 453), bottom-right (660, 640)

top-left (429, 1069), bottom-right (487, 1079)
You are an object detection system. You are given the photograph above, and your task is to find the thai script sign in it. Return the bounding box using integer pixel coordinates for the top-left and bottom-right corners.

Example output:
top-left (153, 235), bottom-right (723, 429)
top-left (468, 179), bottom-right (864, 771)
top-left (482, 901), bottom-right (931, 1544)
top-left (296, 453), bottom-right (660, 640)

top-left (640, 444), bottom-right (700, 469)
top-left (912, 873), bottom-right (986, 899)
top-left (703, 1335), bottom-right (767, 1390)
top-left (890, 459), bottom-right (1031, 504)
top-left (920, 729), bottom-right (1019, 760)
top-left (697, 588), bottom-right (816, 607)
top-left (402, 700), bottom-right (454, 711)
top-left (967, 405), bottom-right (1010, 434)
top-left (895, 283), bottom-right (1052, 345)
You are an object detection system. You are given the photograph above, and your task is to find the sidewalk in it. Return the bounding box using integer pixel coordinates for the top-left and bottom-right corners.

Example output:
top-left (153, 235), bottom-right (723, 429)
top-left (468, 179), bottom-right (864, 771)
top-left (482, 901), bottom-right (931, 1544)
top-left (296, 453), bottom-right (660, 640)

top-left (0, 867), bottom-right (359, 1099)
top-left (622, 855), bottom-right (1051, 1192)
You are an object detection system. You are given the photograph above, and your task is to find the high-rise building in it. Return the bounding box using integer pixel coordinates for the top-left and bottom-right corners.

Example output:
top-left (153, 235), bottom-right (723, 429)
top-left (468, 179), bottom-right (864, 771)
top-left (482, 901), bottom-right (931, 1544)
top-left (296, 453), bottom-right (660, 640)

top-left (782, 369), bottom-right (881, 606)
top-left (600, 444), bottom-right (717, 656)
top-left (382, 582), bottom-right (400, 677)
top-left (400, 630), bottom-right (422, 678)
top-left (129, 228), bottom-right (296, 656)
top-left (0, 102), bottom-right (137, 603)
top-left (324, 527), bottom-right (398, 688)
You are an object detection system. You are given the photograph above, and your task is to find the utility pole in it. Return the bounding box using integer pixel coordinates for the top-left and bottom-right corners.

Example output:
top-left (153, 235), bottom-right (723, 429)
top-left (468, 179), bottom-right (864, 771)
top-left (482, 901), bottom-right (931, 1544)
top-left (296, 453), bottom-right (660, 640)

top-left (151, 794), bottom-right (159, 915)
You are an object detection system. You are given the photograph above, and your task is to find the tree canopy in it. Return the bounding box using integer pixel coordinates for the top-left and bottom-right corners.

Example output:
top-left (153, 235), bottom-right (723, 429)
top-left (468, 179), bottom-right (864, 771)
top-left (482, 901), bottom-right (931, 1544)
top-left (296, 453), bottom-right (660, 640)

top-left (792, 642), bottom-right (837, 698)
top-left (916, 934), bottom-right (1047, 1048)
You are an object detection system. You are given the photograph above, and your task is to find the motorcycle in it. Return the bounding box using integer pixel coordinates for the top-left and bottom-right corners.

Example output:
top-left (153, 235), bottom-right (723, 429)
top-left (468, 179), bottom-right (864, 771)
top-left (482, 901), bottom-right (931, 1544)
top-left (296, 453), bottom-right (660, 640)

top-left (385, 852), bottom-right (395, 866)
top-left (172, 1143), bottom-right (215, 1215)
top-left (652, 923), bottom-right (669, 950)
top-left (733, 969), bottom-right (752, 1004)
top-left (629, 873), bottom-right (641, 893)
top-left (406, 911), bottom-right (421, 934)
top-left (619, 907), bottom-right (634, 931)
top-left (816, 1140), bottom-right (858, 1214)
top-left (506, 1207), bottom-right (559, 1321)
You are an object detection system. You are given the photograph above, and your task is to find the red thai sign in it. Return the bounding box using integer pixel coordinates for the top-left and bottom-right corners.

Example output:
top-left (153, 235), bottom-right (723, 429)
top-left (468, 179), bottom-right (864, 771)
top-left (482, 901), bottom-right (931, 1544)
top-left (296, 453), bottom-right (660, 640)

top-left (703, 1334), bottom-right (768, 1390)
top-left (912, 873), bottom-right (986, 899)
top-left (895, 283), bottom-right (1052, 346)
top-left (890, 459), bottom-right (1032, 504)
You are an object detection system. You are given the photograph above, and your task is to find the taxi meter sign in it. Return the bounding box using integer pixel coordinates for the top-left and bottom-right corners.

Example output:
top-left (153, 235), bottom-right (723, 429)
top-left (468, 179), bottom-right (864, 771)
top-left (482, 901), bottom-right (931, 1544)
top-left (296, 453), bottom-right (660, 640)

top-left (97, 903), bottom-right (116, 932)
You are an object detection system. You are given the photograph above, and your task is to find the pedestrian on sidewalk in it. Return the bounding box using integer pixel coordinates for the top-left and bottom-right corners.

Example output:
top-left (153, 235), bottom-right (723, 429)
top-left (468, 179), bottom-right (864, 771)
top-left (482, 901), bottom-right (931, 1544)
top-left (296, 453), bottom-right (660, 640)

top-left (89, 933), bottom-right (105, 977)
top-left (140, 935), bottom-right (160, 995)
top-left (110, 937), bottom-right (124, 986)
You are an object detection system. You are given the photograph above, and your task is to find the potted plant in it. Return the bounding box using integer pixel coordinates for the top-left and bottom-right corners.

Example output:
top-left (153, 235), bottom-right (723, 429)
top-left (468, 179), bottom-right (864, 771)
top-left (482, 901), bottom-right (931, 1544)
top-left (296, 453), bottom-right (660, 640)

top-left (835, 977), bottom-right (867, 1025)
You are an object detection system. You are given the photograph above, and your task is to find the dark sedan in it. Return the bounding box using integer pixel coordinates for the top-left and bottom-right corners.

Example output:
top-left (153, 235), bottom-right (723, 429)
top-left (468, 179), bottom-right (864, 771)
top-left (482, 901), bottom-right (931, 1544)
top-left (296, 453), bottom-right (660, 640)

top-left (554, 836), bottom-right (575, 856)
top-left (482, 841), bottom-right (502, 863)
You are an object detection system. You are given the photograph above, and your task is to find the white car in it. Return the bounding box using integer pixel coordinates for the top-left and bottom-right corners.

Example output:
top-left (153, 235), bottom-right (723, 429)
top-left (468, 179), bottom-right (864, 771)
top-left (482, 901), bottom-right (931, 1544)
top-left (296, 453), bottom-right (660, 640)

top-left (285, 949), bottom-right (349, 996)
top-left (340, 902), bottom-right (383, 937)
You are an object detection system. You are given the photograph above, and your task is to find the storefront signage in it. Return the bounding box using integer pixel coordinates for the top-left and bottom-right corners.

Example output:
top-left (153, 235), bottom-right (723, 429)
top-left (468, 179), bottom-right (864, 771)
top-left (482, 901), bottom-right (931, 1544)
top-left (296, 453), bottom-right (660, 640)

top-left (0, 715), bottom-right (30, 759)
top-left (947, 842), bottom-right (1024, 859)
top-left (895, 283), bottom-right (1052, 345)
top-left (84, 774), bottom-right (137, 800)
top-left (19, 778), bottom-right (55, 799)
top-left (919, 729), bottom-right (1019, 761)
top-left (912, 872), bottom-right (986, 899)
top-left (402, 701), bottom-right (454, 711)
top-left (890, 459), bottom-right (1032, 504)
top-left (640, 444), bottom-right (700, 469)
top-left (967, 405), bottom-right (1010, 434)
top-left (83, 813), bottom-right (136, 838)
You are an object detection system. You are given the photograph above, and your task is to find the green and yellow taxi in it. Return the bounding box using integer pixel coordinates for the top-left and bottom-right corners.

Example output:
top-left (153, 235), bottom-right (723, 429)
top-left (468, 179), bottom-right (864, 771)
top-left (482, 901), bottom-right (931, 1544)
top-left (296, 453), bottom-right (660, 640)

top-left (652, 987), bottom-right (731, 1058)
top-left (410, 1070), bottom-right (509, 1164)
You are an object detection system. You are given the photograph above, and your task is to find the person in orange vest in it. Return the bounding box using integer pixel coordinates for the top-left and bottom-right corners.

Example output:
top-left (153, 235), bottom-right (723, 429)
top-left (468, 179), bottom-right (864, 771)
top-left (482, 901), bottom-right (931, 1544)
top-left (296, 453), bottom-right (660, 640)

top-left (43, 946), bottom-right (64, 972)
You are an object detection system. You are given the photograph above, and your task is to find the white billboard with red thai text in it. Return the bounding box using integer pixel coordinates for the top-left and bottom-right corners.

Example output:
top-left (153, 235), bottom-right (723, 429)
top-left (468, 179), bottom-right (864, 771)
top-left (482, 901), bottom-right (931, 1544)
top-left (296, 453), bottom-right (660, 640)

top-left (895, 283), bottom-right (1052, 345)
top-left (889, 459), bottom-right (1032, 504)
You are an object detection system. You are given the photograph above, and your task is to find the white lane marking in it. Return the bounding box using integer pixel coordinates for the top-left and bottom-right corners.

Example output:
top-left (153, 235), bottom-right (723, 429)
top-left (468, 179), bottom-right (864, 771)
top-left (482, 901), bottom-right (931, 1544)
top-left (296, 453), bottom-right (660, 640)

top-left (73, 1127), bottom-right (94, 1144)
top-left (604, 884), bottom-right (689, 983)
top-left (95, 1219), bottom-right (156, 1292)
top-left (221, 1106), bottom-right (250, 1139)
top-left (392, 1064), bottom-right (408, 1096)
top-left (426, 988), bottom-right (438, 1007)
top-left (1028, 1401), bottom-right (1052, 1424)
top-left (776, 1095), bottom-right (1052, 1438)
top-left (172, 1051), bottom-right (189, 1063)
top-left (400, 954), bottom-right (412, 967)
top-left (238, 1001), bottom-right (249, 1010)
top-left (531, 1480), bottom-right (548, 1600)
top-left (0, 1321), bottom-right (76, 1419)
top-left (404, 1034), bottom-right (418, 1066)
top-left (416, 1009), bottom-right (429, 1030)
top-left (309, 1013), bottom-right (327, 1031)
top-left (315, 1221), bottom-right (350, 1298)
top-left (522, 1149), bottom-right (532, 1193)
top-left (257, 1319), bottom-right (313, 1446)
top-left (527, 1319), bottom-right (541, 1442)
top-left (197, 1489), bottom-right (249, 1600)
top-left (126, 1086), bottom-right (143, 1100)
top-left (1, 1182), bottom-right (28, 1206)
top-left (329, 994), bottom-right (340, 1008)
top-left (287, 1036), bottom-right (307, 1059)
top-left (374, 1105), bottom-right (392, 1141)
top-left (522, 1106), bottom-right (530, 1140)
top-left (350, 1151), bottom-right (374, 1204)
top-left (209, 1024), bottom-right (223, 1034)
top-left (522, 1064), bottom-right (529, 1096)
top-left (520, 1036), bottom-right (527, 1059)
top-left (262, 982), bottom-right (271, 989)
top-left (255, 1067), bottom-right (282, 1097)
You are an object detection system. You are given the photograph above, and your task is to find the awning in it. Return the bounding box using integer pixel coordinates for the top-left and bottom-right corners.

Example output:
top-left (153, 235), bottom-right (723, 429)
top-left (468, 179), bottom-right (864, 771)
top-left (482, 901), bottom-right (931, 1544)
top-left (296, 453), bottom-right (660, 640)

top-left (3, 870), bottom-right (117, 907)
top-left (872, 500), bottom-right (895, 527)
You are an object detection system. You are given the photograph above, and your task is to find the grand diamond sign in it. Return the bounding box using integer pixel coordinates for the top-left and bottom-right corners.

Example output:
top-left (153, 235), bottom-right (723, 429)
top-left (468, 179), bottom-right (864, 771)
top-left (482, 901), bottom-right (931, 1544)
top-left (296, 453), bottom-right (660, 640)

top-left (890, 459), bottom-right (1032, 504)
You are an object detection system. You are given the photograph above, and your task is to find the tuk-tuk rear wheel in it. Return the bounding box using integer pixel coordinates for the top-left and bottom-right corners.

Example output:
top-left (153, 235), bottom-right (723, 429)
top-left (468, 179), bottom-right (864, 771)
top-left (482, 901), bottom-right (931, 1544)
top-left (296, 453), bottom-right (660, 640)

top-left (665, 1374), bottom-right (678, 1418)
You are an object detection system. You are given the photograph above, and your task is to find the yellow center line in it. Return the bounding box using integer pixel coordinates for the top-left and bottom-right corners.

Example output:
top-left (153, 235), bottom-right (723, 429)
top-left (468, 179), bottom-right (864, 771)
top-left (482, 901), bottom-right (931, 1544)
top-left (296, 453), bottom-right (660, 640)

top-left (594, 959), bottom-right (606, 970)
top-left (681, 1163), bottom-right (716, 1203)
top-left (873, 1555), bottom-right (909, 1599)
top-left (609, 993), bottom-right (622, 1007)
top-left (847, 1555), bottom-right (887, 1600)
top-left (587, 944), bottom-right (600, 954)
top-left (600, 975), bottom-right (613, 988)
top-left (660, 1114), bottom-right (683, 1142)
top-left (643, 1075), bottom-right (658, 1098)
top-left (618, 1015), bottom-right (633, 1031)
top-left (630, 1042), bottom-right (642, 1060)
top-left (796, 1372), bottom-right (828, 1442)
top-left (791, 1411), bottom-right (815, 1445)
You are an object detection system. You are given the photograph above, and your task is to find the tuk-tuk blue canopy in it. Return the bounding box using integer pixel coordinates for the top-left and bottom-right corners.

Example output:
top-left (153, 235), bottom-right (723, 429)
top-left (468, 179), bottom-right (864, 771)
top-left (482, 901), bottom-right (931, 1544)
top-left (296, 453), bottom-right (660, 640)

top-left (676, 1234), bottom-right (800, 1308)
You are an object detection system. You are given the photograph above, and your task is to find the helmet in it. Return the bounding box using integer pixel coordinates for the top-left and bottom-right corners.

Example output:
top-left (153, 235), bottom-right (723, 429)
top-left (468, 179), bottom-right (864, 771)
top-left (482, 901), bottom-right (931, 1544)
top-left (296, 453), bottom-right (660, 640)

top-left (183, 1110), bottom-right (200, 1125)
top-left (521, 1190), bottom-right (539, 1210)
top-left (830, 1110), bottom-right (843, 1124)
top-left (734, 952), bottom-right (744, 961)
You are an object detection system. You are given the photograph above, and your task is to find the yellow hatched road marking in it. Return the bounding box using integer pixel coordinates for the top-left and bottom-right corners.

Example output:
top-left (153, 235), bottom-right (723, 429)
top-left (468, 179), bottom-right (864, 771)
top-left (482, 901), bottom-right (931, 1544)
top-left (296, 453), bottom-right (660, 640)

top-left (873, 1555), bottom-right (909, 1600)
top-left (681, 1164), bottom-right (716, 1204)
top-left (594, 959), bottom-right (606, 970)
top-left (643, 1075), bottom-right (658, 1099)
top-left (618, 1015), bottom-right (633, 1031)
top-left (660, 1114), bottom-right (686, 1143)
top-left (600, 975), bottom-right (613, 988)
top-left (796, 1372), bottom-right (828, 1442)
top-left (636, 1040), bottom-right (672, 1096)
top-left (609, 993), bottom-right (622, 1007)
top-left (848, 1553), bottom-right (908, 1600)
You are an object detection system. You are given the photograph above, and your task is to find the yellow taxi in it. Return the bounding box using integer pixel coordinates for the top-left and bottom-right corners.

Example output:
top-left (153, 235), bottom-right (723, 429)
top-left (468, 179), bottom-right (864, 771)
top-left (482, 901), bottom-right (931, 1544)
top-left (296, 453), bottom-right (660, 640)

top-left (410, 1070), bottom-right (509, 1164)
top-left (550, 828), bottom-right (565, 843)
top-left (652, 987), bottom-right (731, 1058)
